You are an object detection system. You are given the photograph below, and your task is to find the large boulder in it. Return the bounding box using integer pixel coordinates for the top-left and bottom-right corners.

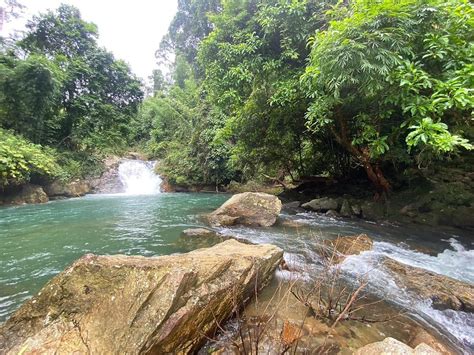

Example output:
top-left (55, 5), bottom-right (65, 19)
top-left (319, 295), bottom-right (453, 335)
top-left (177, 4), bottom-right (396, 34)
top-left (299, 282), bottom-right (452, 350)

top-left (208, 192), bottom-right (282, 227)
top-left (0, 240), bottom-right (283, 354)
top-left (355, 337), bottom-right (439, 355)
top-left (44, 180), bottom-right (90, 198)
top-left (2, 184), bottom-right (49, 205)
top-left (301, 197), bottom-right (339, 212)
top-left (383, 258), bottom-right (474, 312)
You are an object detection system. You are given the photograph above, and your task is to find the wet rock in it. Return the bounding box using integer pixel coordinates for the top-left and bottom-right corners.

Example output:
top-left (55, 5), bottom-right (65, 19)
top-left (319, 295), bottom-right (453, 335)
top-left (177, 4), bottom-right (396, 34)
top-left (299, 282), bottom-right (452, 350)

top-left (325, 209), bottom-right (339, 218)
top-left (408, 329), bottom-right (450, 355)
top-left (301, 197), bottom-right (339, 212)
top-left (177, 228), bottom-right (227, 251)
top-left (351, 203), bottom-right (362, 217)
top-left (322, 234), bottom-right (373, 263)
top-left (4, 184), bottom-right (48, 205)
top-left (437, 206), bottom-right (474, 229)
top-left (383, 258), bottom-right (474, 312)
top-left (355, 337), bottom-right (439, 354)
top-left (208, 192), bottom-right (282, 227)
top-left (361, 201), bottom-right (386, 220)
top-left (281, 201), bottom-right (302, 213)
top-left (277, 217), bottom-right (307, 229)
top-left (44, 180), bottom-right (90, 198)
top-left (339, 199), bottom-right (352, 217)
top-left (182, 228), bottom-right (217, 238)
top-left (90, 156), bottom-right (123, 193)
top-left (0, 240), bottom-right (283, 354)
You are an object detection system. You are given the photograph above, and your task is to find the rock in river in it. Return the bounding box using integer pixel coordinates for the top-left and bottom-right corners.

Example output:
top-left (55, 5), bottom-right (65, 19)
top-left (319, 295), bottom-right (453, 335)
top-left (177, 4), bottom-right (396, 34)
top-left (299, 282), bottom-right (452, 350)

top-left (383, 258), bottom-right (474, 312)
top-left (322, 234), bottom-right (373, 263)
top-left (301, 197), bottom-right (339, 212)
top-left (355, 337), bottom-right (439, 355)
top-left (0, 239), bottom-right (283, 354)
top-left (208, 192), bottom-right (282, 227)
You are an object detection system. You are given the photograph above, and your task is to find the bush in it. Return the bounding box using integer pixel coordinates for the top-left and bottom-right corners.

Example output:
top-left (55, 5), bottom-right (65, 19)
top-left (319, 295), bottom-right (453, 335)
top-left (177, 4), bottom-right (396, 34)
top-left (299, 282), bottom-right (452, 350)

top-left (0, 129), bottom-right (60, 187)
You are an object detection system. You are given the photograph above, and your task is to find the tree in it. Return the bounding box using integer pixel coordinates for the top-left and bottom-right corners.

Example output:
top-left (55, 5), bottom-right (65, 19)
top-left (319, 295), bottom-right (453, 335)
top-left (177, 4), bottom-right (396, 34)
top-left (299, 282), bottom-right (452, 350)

top-left (302, 0), bottom-right (473, 195)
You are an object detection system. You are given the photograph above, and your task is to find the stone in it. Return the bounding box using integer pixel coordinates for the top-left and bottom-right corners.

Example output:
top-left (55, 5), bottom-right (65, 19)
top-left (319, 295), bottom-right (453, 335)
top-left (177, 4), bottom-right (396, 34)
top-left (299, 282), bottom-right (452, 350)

top-left (408, 329), bottom-right (450, 355)
top-left (281, 201), bottom-right (302, 213)
top-left (339, 199), bottom-right (352, 217)
top-left (354, 337), bottom-right (440, 355)
top-left (322, 234), bottom-right (373, 263)
top-left (0, 240), bottom-right (283, 354)
top-left (278, 218), bottom-right (307, 229)
top-left (208, 192), bottom-right (282, 227)
top-left (6, 184), bottom-right (48, 205)
top-left (351, 203), bottom-right (362, 217)
top-left (90, 156), bottom-right (123, 193)
top-left (361, 201), bottom-right (386, 220)
top-left (44, 180), bottom-right (90, 198)
top-left (182, 228), bottom-right (217, 237)
top-left (301, 197), bottom-right (339, 212)
top-left (383, 258), bottom-right (474, 312)
top-left (325, 209), bottom-right (339, 218)
top-left (176, 228), bottom-right (227, 251)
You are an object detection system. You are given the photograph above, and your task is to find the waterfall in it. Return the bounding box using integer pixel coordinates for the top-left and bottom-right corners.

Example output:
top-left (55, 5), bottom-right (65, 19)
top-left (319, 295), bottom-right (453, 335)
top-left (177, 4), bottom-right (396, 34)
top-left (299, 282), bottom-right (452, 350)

top-left (117, 160), bottom-right (162, 195)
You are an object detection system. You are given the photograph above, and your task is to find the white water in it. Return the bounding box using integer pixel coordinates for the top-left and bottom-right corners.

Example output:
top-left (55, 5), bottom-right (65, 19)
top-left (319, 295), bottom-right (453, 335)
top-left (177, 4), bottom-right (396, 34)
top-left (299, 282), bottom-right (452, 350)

top-left (117, 160), bottom-right (162, 195)
top-left (341, 238), bottom-right (474, 350)
top-left (216, 216), bottom-right (474, 351)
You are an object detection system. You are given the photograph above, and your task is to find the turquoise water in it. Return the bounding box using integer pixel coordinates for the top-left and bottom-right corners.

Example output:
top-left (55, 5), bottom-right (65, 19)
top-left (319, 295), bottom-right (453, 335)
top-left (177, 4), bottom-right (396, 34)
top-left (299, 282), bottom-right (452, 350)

top-left (0, 193), bottom-right (229, 321)
top-left (0, 192), bottom-right (473, 351)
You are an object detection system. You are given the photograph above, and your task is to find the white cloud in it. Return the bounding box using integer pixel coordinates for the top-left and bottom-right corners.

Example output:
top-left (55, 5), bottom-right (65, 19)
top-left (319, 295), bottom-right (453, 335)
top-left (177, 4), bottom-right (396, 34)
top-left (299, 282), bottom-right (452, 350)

top-left (1, 0), bottom-right (178, 80)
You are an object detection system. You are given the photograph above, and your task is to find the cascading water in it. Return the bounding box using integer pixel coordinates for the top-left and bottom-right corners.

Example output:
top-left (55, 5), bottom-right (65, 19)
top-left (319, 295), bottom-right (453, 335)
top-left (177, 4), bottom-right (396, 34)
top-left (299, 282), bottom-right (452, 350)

top-left (215, 215), bottom-right (474, 352)
top-left (117, 160), bottom-right (162, 195)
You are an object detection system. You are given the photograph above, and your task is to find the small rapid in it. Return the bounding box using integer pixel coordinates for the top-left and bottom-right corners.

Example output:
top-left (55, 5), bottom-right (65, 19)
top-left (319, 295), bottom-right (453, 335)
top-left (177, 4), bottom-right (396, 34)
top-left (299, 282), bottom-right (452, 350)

top-left (215, 213), bottom-right (474, 352)
top-left (117, 160), bottom-right (162, 195)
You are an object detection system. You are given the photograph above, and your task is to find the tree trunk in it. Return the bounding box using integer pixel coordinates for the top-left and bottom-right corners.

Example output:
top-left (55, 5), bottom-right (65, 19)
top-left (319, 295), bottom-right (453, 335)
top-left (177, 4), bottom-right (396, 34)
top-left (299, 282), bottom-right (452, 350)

top-left (330, 112), bottom-right (391, 197)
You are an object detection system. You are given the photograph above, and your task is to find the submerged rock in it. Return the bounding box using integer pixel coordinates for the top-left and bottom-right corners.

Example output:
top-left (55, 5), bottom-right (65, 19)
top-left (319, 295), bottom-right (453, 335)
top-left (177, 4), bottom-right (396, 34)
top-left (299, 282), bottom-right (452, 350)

top-left (383, 258), bottom-right (474, 312)
top-left (0, 240), bottom-right (283, 354)
top-left (301, 197), bottom-right (339, 212)
top-left (44, 180), bottom-right (90, 198)
top-left (355, 337), bottom-right (439, 355)
top-left (208, 192), bottom-right (282, 227)
top-left (322, 234), bottom-right (373, 263)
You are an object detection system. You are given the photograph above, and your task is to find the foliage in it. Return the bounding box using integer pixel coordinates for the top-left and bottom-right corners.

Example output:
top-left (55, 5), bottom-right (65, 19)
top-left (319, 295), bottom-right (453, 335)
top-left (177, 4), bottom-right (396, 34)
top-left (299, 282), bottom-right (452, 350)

top-left (0, 129), bottom-right (60, 187)
top-left (302, 0), bottom-right (473, 191)
top-left (0, 4), bottom-right (144, 188)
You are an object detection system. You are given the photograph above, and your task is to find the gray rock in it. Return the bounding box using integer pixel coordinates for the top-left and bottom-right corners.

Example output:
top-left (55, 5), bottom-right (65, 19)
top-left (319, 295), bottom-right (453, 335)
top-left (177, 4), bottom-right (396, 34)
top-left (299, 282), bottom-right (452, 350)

top-left (339, 199), bottom-right (352, 217)
top-left (301, 197), bottom-right (339, 212)
top-left (325, 209), bottom-right (339, 218)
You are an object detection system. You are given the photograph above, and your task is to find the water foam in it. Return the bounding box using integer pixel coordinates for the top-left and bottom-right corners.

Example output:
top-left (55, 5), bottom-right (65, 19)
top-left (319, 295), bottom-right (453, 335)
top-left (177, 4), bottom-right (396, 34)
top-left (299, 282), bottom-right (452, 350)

top-left (341, 240), bottom-right (474, 350)
top-left (118, 160), bottom-right (162, 195)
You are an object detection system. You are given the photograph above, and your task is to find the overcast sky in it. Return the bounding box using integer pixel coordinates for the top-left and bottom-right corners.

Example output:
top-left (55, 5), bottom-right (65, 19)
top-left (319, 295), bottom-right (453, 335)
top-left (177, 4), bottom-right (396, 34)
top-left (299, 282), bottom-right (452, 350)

top-left (2, 0), bottom-right (178, 81)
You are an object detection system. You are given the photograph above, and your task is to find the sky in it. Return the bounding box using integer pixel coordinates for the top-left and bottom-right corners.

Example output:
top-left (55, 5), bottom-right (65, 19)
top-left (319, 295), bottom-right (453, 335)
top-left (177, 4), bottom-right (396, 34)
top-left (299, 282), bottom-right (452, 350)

top-left (2, 0), bottom-right (178, 81)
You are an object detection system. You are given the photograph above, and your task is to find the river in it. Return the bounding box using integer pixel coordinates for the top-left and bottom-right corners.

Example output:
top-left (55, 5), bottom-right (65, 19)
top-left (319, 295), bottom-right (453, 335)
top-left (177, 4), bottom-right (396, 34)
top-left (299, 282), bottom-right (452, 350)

top-left (0, 161), bottom-right (472, 352)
